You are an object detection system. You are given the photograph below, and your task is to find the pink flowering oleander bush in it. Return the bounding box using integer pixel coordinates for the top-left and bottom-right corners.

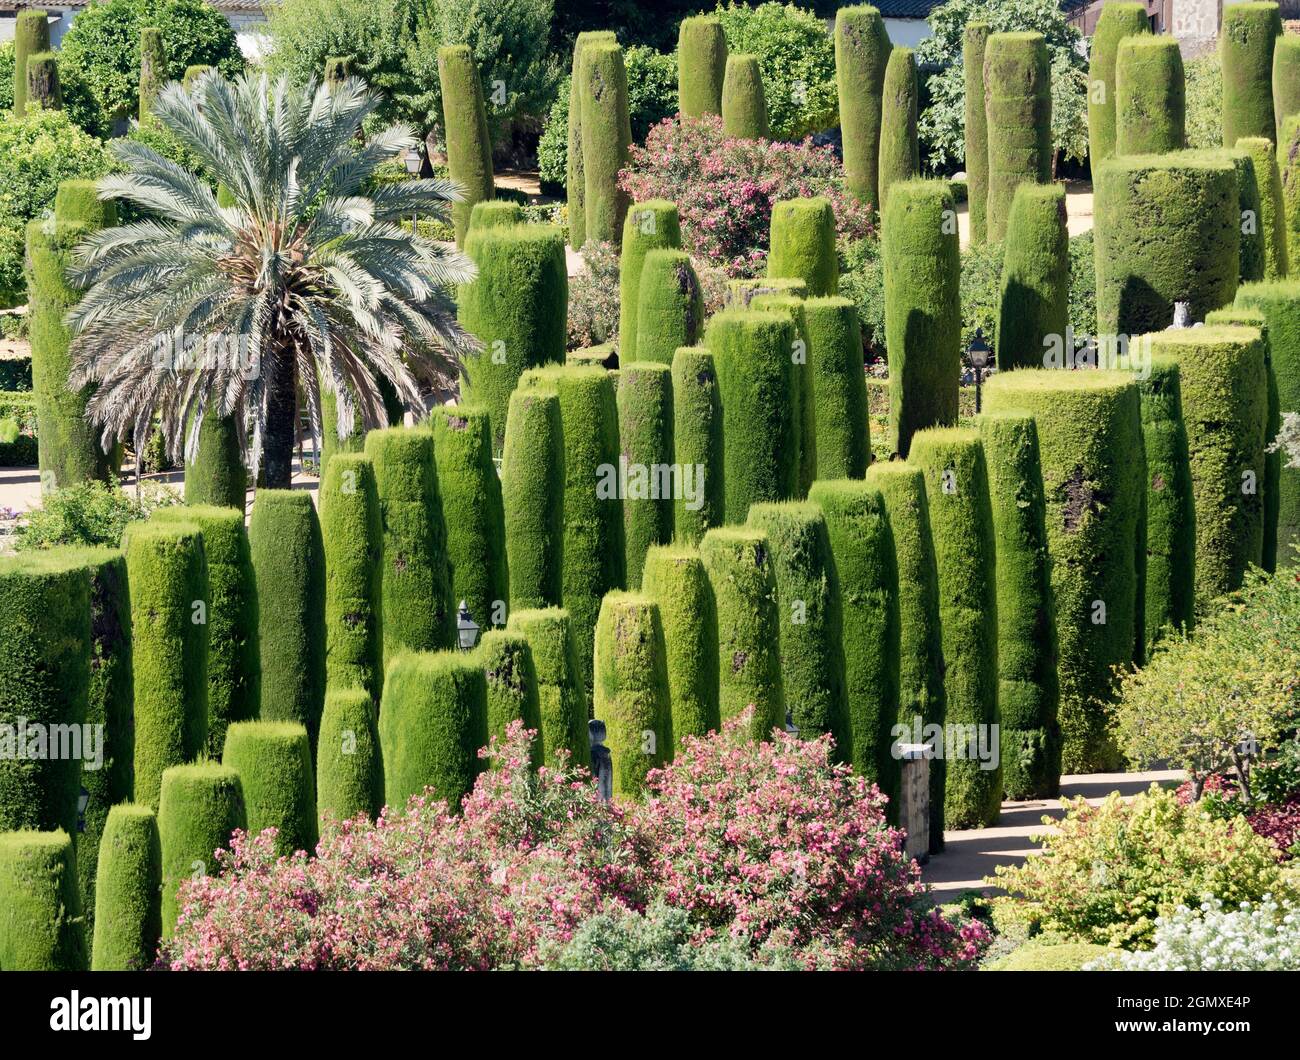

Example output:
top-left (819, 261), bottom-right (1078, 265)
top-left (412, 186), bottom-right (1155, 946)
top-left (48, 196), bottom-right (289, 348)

top-left (618, 115), bottom-right (875, 278)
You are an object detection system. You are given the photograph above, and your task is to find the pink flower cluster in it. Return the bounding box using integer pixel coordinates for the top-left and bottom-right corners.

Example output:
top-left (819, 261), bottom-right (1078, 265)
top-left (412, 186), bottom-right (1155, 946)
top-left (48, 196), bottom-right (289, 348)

top-left (619, 116), bottom-right (875, 278)
top-left (162, 715), bottom-right (985, 971)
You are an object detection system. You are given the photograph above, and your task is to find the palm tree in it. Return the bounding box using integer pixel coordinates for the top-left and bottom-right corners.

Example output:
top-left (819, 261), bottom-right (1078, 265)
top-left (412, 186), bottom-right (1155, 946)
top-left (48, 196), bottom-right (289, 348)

top-left (69, 71), bottom-right (476, 488)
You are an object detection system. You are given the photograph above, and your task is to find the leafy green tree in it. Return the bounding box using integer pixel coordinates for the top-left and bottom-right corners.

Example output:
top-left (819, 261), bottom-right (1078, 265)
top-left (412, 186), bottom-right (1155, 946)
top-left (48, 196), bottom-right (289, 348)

top-left (917, 0), bottom-right (1088, 173)
top-left (1184, 51), bottom-right (1223, 149)
top-left (0, 107), bottom-right (113, 222)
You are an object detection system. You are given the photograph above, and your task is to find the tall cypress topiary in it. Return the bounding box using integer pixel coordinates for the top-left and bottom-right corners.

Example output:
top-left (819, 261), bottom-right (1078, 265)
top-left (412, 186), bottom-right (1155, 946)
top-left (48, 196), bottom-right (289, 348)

top-left (909, 428), bottom-right (1002, 829)
top-left (153, 506), bottom-right (259, 758)
top-left (379, 651), bottom-right (487, 811)
top-left (670, 346), bottom-right (724, 542)
top-left (803, 297), bottom-right (869, 480)
top-left (459, 224), bottom-right (568, 453)
top-left (580, 41), bottom-right (633, 245)
top-left (184, 413), bottom-right (244, 509)
top-left (636, 249), bottom-right (704, 366)
top-left (364, 429), bottom-right (454, 665)
top-left (25, 52), bottom-right (61, 110)
top-left (1221, 2), bottom-right (1283, 147)
top-left (865, 462), bottom-right (945, 851)
top-left (747, 502), bottom-right (851, 759)
top-left (431, 405), bottom-right (508, 635)
top-left (321, 453), bottom-right (383, 701)
top-left (1087, 3), bottom-right (1150, 165)
top-left (501, 388), bottom-right (565, 611)
top-left (222, 720), bottom-right (318, 857)
top-left (977, 414), bottom-right (1062, 800)
top-left (1094, 150), bottom-right (1240, 336)
top-left (883, 179), bottom-right (961, 458)
top-left (721, 54), bottom-right (768, 139)
top-left (619, 200), bottom-right (681, 363)
top-left (91, 805), bottom-right (161, 971)
top-left (679, 14), bottom-right (728, 117)
top-left (750, 293), bottom-right (816, 496)
top-left (618, 363), bottom-right (675, 589)
top-left (704, 309), bottom-right (799, 521)
top-left (1285, 117), bottom-right (1300, 271)
top-left (836, 6), bottom-right (892, 210)
top-left (767, 197), bottom-right (839, 296)
top-left (641, 544), bottom-right (721, 746)
top-left (984, 32), bottom-right (1052, 242)
top-left (12, 9), bottom-right (50, 115)
top-left (1274, 34), bottom-right (1300, 149)
top-left (0, 831), bottom-right (86, 970)
top-left (985, 371), bottom-right (1143, 774)
top-left (964, 22), bottom-right (990, 244)
top-left (878, 47), bottom-right (919, 216)
top-left (437, 45), bottom-right (495, 247)
top-left (567, 31), bottom-right (618, 249)
top-left (139, 27), bottom-right (167, 123)
top-left (157, 762), bottom-right (245, 939)
top-left (699, 527), bottom-right (785, 741)
top-left (505, 608), bottom-right (591, 769)
top-left (124, 521), bottom-right (208, 809)
top-left (249, 489), bottom-right (326, 751)
top-left (316, 688), bottom-right (384, 826)
top-left (1146, 325), bottom-right (1269, 601)
top-left (1115, 35), bottom-right (1185, 156)
top-left (1233, 147), bottom-right (1268, 284)
top-left (996, 182), bottom-right (1069, 371)
top-left (476, 630), bottom-right (542, 767)
top-left (1237, 137), bottom-right (1289, 280)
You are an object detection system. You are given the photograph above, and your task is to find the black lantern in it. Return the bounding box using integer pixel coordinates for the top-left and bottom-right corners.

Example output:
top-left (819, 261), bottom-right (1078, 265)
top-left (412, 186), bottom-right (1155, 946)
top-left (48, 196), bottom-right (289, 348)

top-left (456, 600), bottom-right (480, 651)
top-left (969, 327), bottom-right (991, 413)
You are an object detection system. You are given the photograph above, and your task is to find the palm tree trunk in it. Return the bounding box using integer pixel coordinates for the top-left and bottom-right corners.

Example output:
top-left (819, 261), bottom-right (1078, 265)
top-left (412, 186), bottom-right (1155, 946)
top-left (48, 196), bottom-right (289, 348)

top-left (263, 347), bottom-right (298, 489)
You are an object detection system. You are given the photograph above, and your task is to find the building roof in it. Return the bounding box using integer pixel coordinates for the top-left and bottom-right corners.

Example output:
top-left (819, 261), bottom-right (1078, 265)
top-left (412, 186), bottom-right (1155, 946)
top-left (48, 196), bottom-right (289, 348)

top-left (1, 0), bottom-right (269, 10)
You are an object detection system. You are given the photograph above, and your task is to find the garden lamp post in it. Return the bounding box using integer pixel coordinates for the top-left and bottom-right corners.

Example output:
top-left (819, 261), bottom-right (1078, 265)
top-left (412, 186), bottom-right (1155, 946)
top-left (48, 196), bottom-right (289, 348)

top-left (456, 600), bottom-right (480, 651)
top-left (404, 147), bottom-right (422, 231)
top-left (969, 327), bottom-right (991, 414)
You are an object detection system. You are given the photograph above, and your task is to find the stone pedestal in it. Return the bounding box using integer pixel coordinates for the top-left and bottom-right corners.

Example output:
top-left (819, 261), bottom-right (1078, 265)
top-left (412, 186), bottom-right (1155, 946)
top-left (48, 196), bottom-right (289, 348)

top-left (897, 743), bottom-right (931, 863)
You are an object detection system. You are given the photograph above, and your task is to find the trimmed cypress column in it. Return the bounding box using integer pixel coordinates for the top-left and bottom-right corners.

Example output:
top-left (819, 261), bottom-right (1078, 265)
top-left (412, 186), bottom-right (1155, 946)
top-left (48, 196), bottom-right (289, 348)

top-left (438, 44), bottom-right (495, 247)
top-left (678, 14), bottom-right (728, 118)
top-left (836, 5), bottom-right (892, 210)
top-left (636, 249), bottom-right (704, 365)
top-left (618, 362), bottom-right (675, 589)
top-left (501, 388), bottom-right (565, 611)
top-left (1115, 35), bottom-right (1185, 155)
top-left (670, 346), bottom-right (724, 542)
top-left (722, 53), bottom-right (768, 139)
top-left (506, 608), bottom-right (592, 769)
top-left (984, 31), bottom-right (1052, 242)
top-left (964, 22), bottom-right (990, 244)
top-left (1221, 2), bottom-right (1283, 147)
top-left (996, 182), bottom-right (1069, 372)
top-left (878, 46), bottom-right (918, 216)
top-left (579, 41), bottom-right (633, 245)
top-left (619, 199), bottom-right (681, 364)
top-left (1087, 3), bottom-right (1149, 165)
top-left (567, 31), bottom-right (617, 249)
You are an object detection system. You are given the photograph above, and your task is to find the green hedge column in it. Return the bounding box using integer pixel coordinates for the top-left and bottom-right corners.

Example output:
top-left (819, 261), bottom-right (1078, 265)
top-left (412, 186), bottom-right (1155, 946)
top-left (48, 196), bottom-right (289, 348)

top-left (580, 41), bottom-right (633, 245)
top-left (641, 544), bottom-right (720, 746)
top-left (1115, 36), bottom-right (1185, 156)
top-left (501, 388), bottom-right (565, 611)
top-left (1094, 150), bottom-right (1240, 336)
top-left (125, 522), bottom-right (209, 810)
top-left (222, 720), bottom-right (317, 858)
top-left (321, 453), bottom-right (383, 701)
top-left (1087, 3), bottom-right (1149, 166)
top-left (679, 14), bottom-right (727, 117)
top-left (1237, 137), bottom-right (1289, 280)
top-left (459, 224), bottom-right (568, 453)
top-left (519, 366), bottom-right (626, 687)
top-left (154, 506), bottom-right (259, 758)
top-left (13, 9), bottom-right (50, 115)
top-left (807, 480), bottom-right (900, 806)
top-left (568, 31), bottom-right (617, 248)
top-left (1147, 325), bottom-right (1269, 600)
top-left (470, 200), bottom-right (525, 233)
top-left (637, 250), bottom-right (704, 365)
top-left (437, 44), bottom-right (495, 247)
top-left (0, 551), bottom-right (90, 836)
top-left (670, 347), bottom-right (725, 542)
top-left (364, 428), bottom-right (454, 665)
top-left (996, 182), bottom-right (1069, 371)
top-left (767, 197), bottom-right (838, 297)
top-left (985, 370), bottom-right (1143, 774)
top-left (909, 428), bottom-right (1001, 829)
top-left (379, 651), bottom-right (487, 811)
top-left (699, 527), bottom-right (785, 741)
top-left (836, 6), bottom-right (892, 209)
top-left (865, 462), bottom-right (945, 851)
top-left (1275, 34), bottom-right (1300, 148)
top-left (1133, 357), bottom-right (1197, 644)
top-left (618, 363), bottom-right (675, 589)
top-left (750, 293), bottom-right (815, 497)
top-left (0, 831), bottom-right (85, 970)
top-left (748, 502), bottom-right (851, 759)
top-left (1234, 147), bottom-right (1268, 284)
top-left (964, 22), bottom-right (990, 244)
top-left (139, 27), bottom-right (166, 123)
top-left (157, 762), bottom-right (245, 940)
top-left (704, 309), bottom-right (799, 521)
top-left (249, 489), bottom-right (326, 750)
top-left (505, 608), bottom-right (591, 769)
top-left (878, 47), bottom-right (919, 216)
top-left (984, 32), bottom-right (1052, 243)
top-left (883, 179), bottom-right (961, 458)
top-left (25, 52), bottom-right (61, 110)
top-left (977, 414), bottom-right (1062, 800)
top-left (594, 593), bottom-right (672, 797)
top-left (91, 805), bottom-right (161, 970)
top-left (477, 630), bottom-right (542, 767)
top-left (185, 413), bottom-right (244, 509)
top-left (722, 54), bottom-right (768, 139)
top-left (724, 276), bottom-right (809, 308)
top-left (1235, 281), bottom-right (1300, 565)
top-left (619, 200), bottom-right (681, 363)
top-left (316, 688), bottom-right (383, 826)
top-left (1221, 2), bottom-right (1283, 147)
top-left (431, 405), bottom-right (508, 635)
top-left (1285, 117), bottom-right (1300, 270)
top-left (803, 297), bottom-right (869, 479)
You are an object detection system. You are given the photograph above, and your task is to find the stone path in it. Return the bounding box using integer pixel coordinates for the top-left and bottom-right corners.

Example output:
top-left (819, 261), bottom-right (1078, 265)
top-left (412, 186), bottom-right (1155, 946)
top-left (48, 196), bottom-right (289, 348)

top-left (955, 180), bottom-right (1094, 249)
